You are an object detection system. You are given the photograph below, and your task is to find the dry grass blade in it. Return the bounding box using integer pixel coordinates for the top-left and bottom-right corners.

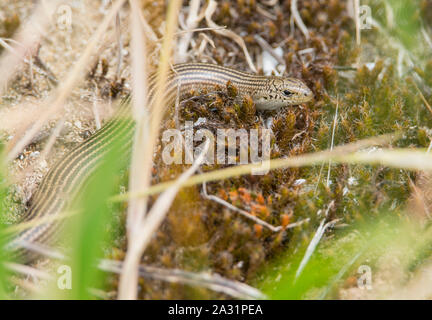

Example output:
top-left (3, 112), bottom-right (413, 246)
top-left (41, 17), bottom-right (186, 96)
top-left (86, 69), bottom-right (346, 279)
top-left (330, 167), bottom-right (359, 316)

top-left (0, 0), bottom-right (58, 96)
top-left (2, 210), bottom-right (77, 235)
top-left (326, 99), bottom-right (339, 187)
top-left (119, 0), bottom-right (182, 299)
top-left (101, 258), bottom-right (265, 300)
top-left (254, 34), bottom-right (285, 66)
top-left (112, 133), bottom-right (402, 202)
top-left (6, 0), bottom-right (127, 162)
top-left (7, 240), bottom-right (66, 261)
top-left (205, 0), bottom-right (257, 73)
top-left (413, 81), bottom-right (432, 115)
top-left (125, 0), bottom-right (182, 240)
top-left (0, 38), bottom-right (51, 86)
top-left (291, 0), bottom-right (310, 40)
top-left (136, 5), bottom-right (158, 43)
top-left (12, 117), bottom-right (65, 185)
top-left (4, 262), bottom-right (53, 281)
top-left (126, 0), bottom-right (150, 240)
top-left (118, 139), bottom-right (209, 299)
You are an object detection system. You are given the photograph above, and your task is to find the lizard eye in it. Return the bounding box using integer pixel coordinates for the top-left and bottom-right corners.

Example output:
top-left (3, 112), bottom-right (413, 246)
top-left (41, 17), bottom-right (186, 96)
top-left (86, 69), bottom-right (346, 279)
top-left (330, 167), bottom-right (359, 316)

top-left (283, 90), bottom-right (294, 97)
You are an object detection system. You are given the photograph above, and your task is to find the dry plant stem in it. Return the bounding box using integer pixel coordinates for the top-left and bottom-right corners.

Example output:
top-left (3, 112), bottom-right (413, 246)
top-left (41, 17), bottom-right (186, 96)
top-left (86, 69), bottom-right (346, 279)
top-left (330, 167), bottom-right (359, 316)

top-left (4, 262), bottom-right (53, 281)
top-left (120, 0), bottom-right (182, 299)
top-left (10, 277), bottom-right (45, 296)
top-left (100, 259), bottom-right (265, 300)
top-left (6, 243), bottom-right (264, 299)
top-left (41, 118), bottom-right (66, 159)
top-left (0, 38), bottom-right (58, 84)
top-left (3, 210), bottom-right (77, 235)
top-left (205, 0), bottom-right (257, 73)
top-left (126, 0), bottom-right (182, 238)
top-left (408, 175), bottom-right (431, 219)
top-left (8, 239), bottom-right (66, 261)
top-left (118, 139), bottom-right (209, 299)
top-left (12, 117), bottom-right (66, 185)
top-left (175, 26), bottom-right (226, 36)
top-left (136, 6), bottom-right (158, 43)
top-left (0, 0), bottom-right (58, 96)
top-left (254, 34), bottom-right (285, 66)
top-left (422, 28), bottom-right (432, 50)
top-left (201, 182), bottom-right (282, 232)
top-left (413, 81), bottom-right (432, 115)
top-left (126, 0), bottom-right (150, 240)
top-left (92, 92), bottom-right (102, 129)
top-left (204, 186), bottom-right (310, 232)
top-left (295, 217), bottom-right (339, 280)
top-left (178, 118), bottom-right (281, 232)
top-left (291, 0), bottom-right (310, 40)
top-left (0, 38), bottom-right (55, 87)
top-left (319, 250), bottom-right (364, 299)
top-left (177, 0), bottom-right (202, 62)
top-left (6, 0), bottom-right (127, 162)
top-left (354, 0), bottom-right (361, 45)
top-left (115, 12), bottom-right (124, 79)
top-left (113, 133), bottom-right (402, 202)
top-left (256, 4), bottom-right (277, 21)
top-left (327, 98), bottom-right (339, 187)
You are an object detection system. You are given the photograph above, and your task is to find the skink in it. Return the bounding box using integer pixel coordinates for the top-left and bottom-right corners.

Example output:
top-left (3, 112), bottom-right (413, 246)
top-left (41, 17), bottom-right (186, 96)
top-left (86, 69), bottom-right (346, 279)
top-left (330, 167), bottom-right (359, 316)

top-left (6, 63), bottom-right (313, 262)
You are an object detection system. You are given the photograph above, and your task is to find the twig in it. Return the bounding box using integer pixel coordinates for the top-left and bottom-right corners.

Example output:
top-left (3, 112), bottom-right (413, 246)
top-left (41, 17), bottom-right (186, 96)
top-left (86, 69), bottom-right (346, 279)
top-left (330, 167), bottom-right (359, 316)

top-left (6, 0), bottom-right (127, 162)
top-left (5, 246), bottom-right (264, 299)
top-left (10, 277), bottom-right (45, 295)
top-left (101, 259), bottom-right (265, 300)
top-left (205, 0), bottom-right (257, 73)
top-left (290, 0), bottom-right (310, 40)
top-left (254, 34), bottom-right (285, 66)
top-left (422, 28), bottom-right (432, 50)
top-left (135, 5), bottom-right (158, 43)
top-left (0, 1), bottom-right (57, 96)
top-left (125, 0), bottom-right (150, 242)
